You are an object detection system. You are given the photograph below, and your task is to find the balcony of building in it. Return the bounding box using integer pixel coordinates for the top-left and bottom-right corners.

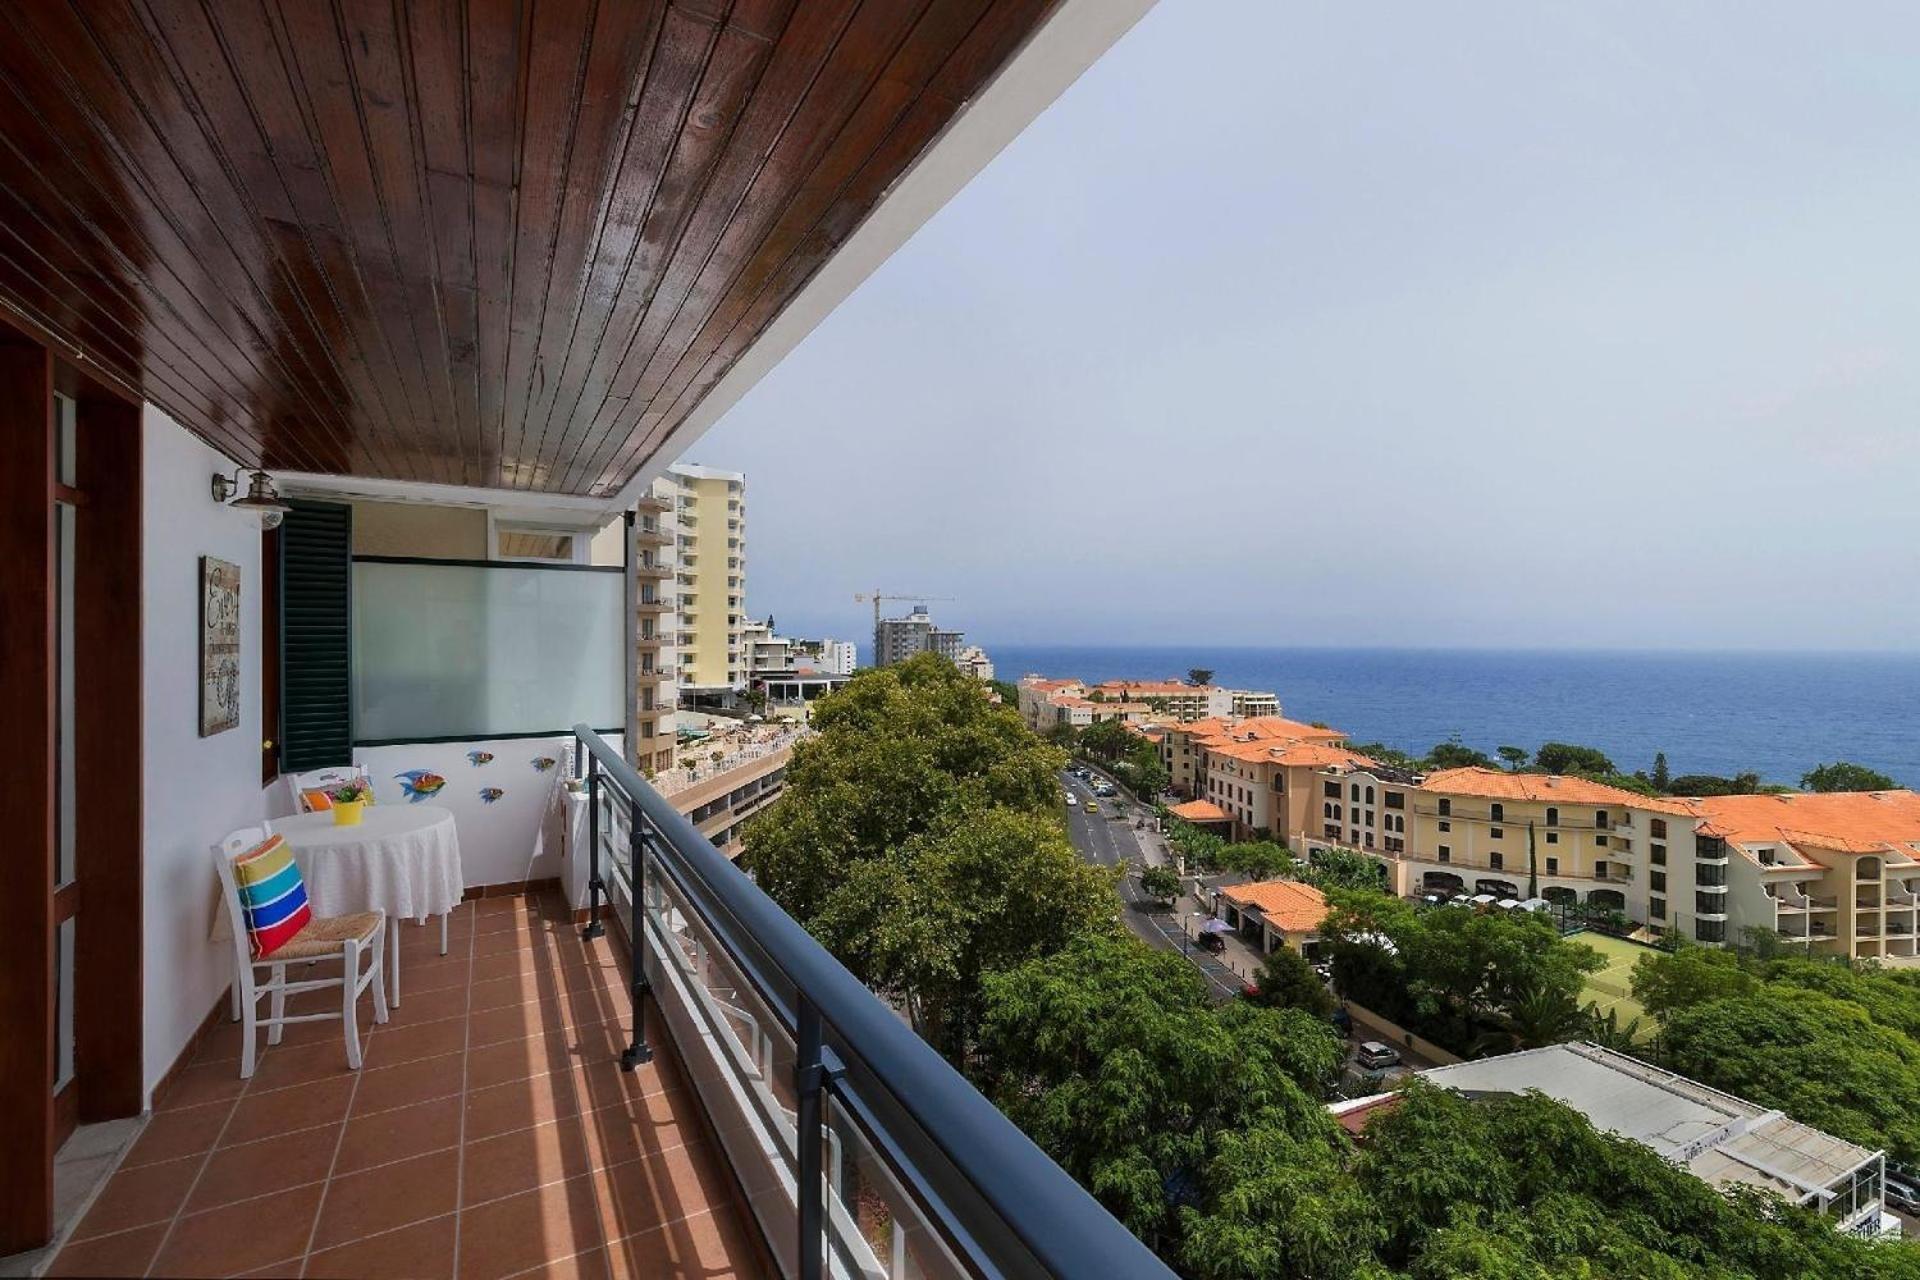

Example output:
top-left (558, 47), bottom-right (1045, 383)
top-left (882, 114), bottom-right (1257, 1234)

top-left (635, 559), bottom-right (675, 580)
top-left (634, 524), bottom-right (675, 547)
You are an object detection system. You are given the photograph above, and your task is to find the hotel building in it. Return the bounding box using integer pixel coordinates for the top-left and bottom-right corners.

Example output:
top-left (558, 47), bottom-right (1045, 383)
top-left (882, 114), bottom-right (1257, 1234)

top-left (1676, 790), bottom-right (1920, 964)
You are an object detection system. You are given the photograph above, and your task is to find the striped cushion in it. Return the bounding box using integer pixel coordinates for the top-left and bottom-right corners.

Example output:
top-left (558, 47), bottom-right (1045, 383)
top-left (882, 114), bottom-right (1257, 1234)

top-left (300, 788), bottom-right (334, 812)
top-left (233, 835), bottom-right (312, 959)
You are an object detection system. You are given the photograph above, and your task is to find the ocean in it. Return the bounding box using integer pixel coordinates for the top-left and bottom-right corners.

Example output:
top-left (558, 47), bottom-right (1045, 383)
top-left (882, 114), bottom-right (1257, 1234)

top-left (990, 646), bottom-right (1920, 791)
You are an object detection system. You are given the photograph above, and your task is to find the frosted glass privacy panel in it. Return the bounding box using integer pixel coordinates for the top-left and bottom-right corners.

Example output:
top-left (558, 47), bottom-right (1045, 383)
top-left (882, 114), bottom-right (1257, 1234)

top-left (352, 560), bottom-right (624, 741)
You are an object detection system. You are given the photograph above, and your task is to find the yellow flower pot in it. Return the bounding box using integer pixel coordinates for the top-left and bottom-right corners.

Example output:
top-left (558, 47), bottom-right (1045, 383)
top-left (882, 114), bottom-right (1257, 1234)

top-left (331, 798), bottom-right (366, 826)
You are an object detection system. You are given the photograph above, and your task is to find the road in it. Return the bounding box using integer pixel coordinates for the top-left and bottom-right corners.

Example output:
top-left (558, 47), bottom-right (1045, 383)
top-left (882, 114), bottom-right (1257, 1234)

top-left (1061, 769), bottom-right (1247, 1001)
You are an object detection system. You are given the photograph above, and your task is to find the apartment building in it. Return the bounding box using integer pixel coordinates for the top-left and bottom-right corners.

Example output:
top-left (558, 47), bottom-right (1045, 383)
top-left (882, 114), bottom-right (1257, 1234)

top-left (955, 644), bottom-right (996, 681)
top-left (1090, 679), bottom-right (1279, 721)
top-left (1157, 715), bottom-right (1344, 804)
top-left (663, 463), bottom-right (747, 706)
top-left (1675, 790), bottom-right (1920, 964)
top-left (1017, 676), bottom-right (1085, 731)
top-left (1199, 732), bottom-right (1377, 840)
top-left (793, 637), bottom-right (857, 676)
top-left (875, 606), bottom-right (965, 666)
top-left (631, 482), bottom-right (680, 774)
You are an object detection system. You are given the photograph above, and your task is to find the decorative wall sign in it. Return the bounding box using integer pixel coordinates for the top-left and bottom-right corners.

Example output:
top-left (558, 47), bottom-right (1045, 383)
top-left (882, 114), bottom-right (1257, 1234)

top-left (200, 556), bottom-right (242, 736)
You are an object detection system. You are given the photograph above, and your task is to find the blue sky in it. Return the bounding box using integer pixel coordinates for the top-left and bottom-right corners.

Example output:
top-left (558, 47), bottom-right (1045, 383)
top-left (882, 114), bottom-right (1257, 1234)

top-left (690, 0), bottom-right (1920, 654)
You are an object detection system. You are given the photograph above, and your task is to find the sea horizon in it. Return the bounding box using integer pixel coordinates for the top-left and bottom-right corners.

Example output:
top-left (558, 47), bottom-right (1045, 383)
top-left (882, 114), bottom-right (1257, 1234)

top-left (987, 642), bottom-right (1920, 791)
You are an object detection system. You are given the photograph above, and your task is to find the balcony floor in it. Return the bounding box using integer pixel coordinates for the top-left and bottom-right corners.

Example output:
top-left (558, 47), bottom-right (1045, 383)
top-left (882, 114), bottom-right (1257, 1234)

top-left (51, 893), bottom-right (766, 1279)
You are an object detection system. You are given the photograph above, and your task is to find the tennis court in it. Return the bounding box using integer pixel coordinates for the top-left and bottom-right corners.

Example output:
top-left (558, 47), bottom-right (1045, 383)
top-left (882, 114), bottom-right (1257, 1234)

top-left (1568, 930), bottom-right (1659, 1037)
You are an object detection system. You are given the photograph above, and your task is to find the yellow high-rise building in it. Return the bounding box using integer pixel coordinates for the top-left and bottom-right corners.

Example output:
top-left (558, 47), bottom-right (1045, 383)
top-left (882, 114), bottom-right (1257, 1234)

top-left (664, 463), bottom-right (746, 707)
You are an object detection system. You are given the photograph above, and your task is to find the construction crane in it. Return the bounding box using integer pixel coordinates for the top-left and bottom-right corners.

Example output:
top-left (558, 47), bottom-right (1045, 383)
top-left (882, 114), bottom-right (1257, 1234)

top-left (854, 591), bottom-right (953, 638)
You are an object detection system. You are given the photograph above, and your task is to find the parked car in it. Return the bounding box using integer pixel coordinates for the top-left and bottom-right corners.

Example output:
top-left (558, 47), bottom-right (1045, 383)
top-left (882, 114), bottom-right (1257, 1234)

top-left (1355, 1041), bottom-right (1402, 1071)
top-left (1195, 931), bottom-right (1227, 953)
top-left (1886, 1173), bottom-right (1920, 1214)
top-left (1093, 782), bottom-right (1116, 797)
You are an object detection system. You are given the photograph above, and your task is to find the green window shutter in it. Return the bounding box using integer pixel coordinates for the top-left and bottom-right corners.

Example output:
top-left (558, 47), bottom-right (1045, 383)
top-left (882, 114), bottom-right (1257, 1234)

top-left (279, 499), bottom-right (352, 771)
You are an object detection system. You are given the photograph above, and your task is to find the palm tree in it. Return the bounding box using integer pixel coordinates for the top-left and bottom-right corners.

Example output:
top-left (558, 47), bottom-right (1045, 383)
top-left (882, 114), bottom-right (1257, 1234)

top-left (1583, 1002), bottom-right (1645, 1051)
top-left (1472, 983), bottom-right (1585, 1056)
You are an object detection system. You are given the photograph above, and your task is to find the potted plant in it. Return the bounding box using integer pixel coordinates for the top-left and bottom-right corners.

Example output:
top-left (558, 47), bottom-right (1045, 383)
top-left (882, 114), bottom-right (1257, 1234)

top-left (329, 779), bottom-right (371, 826)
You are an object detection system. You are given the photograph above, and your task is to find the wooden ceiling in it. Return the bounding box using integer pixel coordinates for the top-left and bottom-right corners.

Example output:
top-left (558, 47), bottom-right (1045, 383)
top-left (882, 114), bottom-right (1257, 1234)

top-left (0, 0), bottom-right (1056, 496)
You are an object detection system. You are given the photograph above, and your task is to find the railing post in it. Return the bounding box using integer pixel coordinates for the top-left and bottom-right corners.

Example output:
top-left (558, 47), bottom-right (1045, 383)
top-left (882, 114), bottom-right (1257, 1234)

top-left (795, 997), bottom-right (825, 1280)
top-left (620, 795), bottom-right (654, 1071)
top-left (582, 753), bottom-right (605, 941)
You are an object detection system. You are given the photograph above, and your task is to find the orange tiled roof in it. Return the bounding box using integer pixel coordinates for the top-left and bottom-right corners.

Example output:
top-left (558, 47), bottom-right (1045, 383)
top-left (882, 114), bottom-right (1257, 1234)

top-left (1676, 790), bottom-right (1920, 856)
top-left (1220, 879), bottom-right (1329, 933)
top-left (1096, 679), bottom-right (1217, 696)
top-left (1023, 677), bottom-right (1082, 693)
top-left (1420, 767), bottom-right (1690, 813)
top-left (1169, 799), bottom-right (1232, 823)
top-left (1271, 743), bottom-right (1379, 769)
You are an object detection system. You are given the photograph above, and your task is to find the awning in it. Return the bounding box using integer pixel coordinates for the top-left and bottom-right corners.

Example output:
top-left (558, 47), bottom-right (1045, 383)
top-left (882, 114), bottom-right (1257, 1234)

top-left (1169, 799), bottom-right (1232, 824)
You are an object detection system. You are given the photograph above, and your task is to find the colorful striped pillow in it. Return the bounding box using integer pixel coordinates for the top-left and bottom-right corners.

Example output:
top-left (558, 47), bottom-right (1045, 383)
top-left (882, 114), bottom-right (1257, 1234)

top-left (232, 835), bottom-right (312, 959)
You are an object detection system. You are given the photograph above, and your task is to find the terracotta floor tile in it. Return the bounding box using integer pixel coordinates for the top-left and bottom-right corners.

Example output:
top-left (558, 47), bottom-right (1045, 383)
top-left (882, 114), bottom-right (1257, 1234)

top-left (230, 1257), bottom-right (307, 1278)
top-left (336, 1095), bottom-right (464, 1175)
top-left (185, 1123), bottom-right (342, 1214)
top-left (465, 1002), bottom-right (571, 1049)
top-left (472, 927), bottom-right (546, 958)
top-left (454, 1165), bottom-right (610, 1280)
top-left (311, 1147), bottom-right (459, 1251)
top-left (599, 1206), bottom-right (762, 1280)
top-left (249, 1036), bottom-right (372, 1093)
top-left (463, 1068), bottom-right (595, 1141)
top-left (384, 984), bottom-right (471, 1028)
top-left (371, 1014), bottom-right (470, 1065)
top-left (150, 1180), bottom-right (324, 1279)
top-left (156, 1060), bottom-right (248, 1111)
top-left (401, 955), bottom-right (473, 993)
top-left (592, 1141), bottom-right (735, 1241)
top-left (462, 1087), bottom-right (696, 1207)
top-left (307, 1213), bottom-right (457, 1279)
top-left (67, 1155), bottom-right (198, 1239)
top-left (46, 1222), bottom-right (168, 1278)
top-left (222, 1074), bottom-right (354, 1146)
top-left (192, 1019), bottom-right (252, 1063)
top-left (464, 1028), bottom-right (599, 1092)
top-left (123, 1100), bottom-right (233, 1167)
top-left (352, 1052), bottom-right (466, 1116)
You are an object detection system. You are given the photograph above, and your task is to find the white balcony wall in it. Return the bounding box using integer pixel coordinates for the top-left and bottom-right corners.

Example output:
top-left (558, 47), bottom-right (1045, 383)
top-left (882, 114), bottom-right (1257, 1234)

top-left (140, 406), bottom-right (269, 1103)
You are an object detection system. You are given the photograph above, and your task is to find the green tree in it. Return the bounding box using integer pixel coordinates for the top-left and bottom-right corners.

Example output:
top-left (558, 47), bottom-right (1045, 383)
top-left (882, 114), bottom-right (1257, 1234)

top-left (1426, 738), bottom-right (1493, 770)
top-left (1471, 981), bottom-right (1586, 1055)
top-left (1659, 985), bottom-right (1920, 1164)
top-left (1114, 738), bottom-right (1169, 799)
top-left (744, 654), bottom-right (1112, 1060)
top-left (1045, 721), bottom-right (1080, 749)
top-left (1669, 771), bottom-right (1765, 797)
top-left (1651, 750), bottom-right (1672, 791)
top-left (1217, 839), bottom-right (1295, 881)
top-left (973, 933), bottom-right (1345, 1245)
top-left (1302, 847), bottom-right (1388, 893)
top-left (1802, 760), bottom-right (1899, 793)
top-left (1347, 741), bottom-right (1421, 771)
top-left (1079, 717), bottom-right (1134, 763)
top-left (986, 678), bottom-right (1022, 708)
top-left (1139, 864), bottom-right (1181, 903)
top-left (1628, 942), bottom-right (1758, 1017)
top-left (1187, 667), bottom-right (1215, 687)
top-left (1533, 741), bottom-right (1616, 776)
top-left (1245, 945), bottom-right (1335, 1020)
top-left (1495, 745), bottom-right (1528, 771)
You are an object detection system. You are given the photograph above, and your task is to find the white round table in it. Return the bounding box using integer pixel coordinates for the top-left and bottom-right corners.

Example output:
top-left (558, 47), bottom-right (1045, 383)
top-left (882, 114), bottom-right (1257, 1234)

top-left (269, 804), bottom-right (464, 1004)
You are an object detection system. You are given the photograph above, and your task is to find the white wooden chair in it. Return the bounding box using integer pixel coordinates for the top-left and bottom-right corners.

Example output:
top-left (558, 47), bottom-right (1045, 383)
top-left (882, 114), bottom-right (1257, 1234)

top-left (213, 828), bottom-right (388, 1078)
top-left (285, 764), bottom-right (374, 814)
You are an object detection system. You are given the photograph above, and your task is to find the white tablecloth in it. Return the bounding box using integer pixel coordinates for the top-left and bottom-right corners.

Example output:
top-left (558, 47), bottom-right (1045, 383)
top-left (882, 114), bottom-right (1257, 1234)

top-left (268, 804), bottom-right (464, 924)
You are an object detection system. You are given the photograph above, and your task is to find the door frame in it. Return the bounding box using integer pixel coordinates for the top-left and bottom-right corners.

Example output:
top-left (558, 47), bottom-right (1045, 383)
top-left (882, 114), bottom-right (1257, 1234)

top-left (0, 318), bottom-right (144, 1253)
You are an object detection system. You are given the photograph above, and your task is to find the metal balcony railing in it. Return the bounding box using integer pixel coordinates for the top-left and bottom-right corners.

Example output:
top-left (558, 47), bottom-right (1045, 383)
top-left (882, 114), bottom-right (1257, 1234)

top-left (570, 725), bottom-right (1167, 1280)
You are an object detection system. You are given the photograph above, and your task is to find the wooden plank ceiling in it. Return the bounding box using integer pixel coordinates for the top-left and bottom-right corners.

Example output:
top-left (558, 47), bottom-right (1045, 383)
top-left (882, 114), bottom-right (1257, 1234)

top-left (0, 0), bottom-right (1055, 496)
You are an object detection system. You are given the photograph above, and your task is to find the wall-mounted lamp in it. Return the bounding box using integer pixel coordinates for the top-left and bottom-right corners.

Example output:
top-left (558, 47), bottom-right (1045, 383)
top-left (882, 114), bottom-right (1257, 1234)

top-left (211, 468), bottom-right (291, 529)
